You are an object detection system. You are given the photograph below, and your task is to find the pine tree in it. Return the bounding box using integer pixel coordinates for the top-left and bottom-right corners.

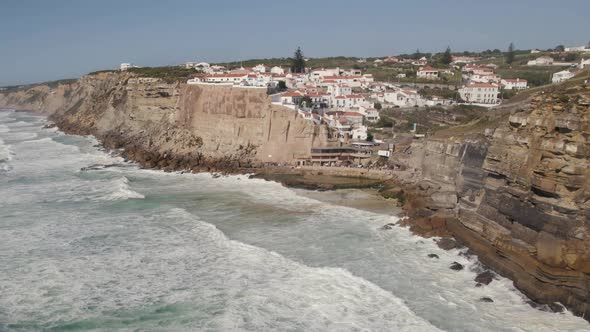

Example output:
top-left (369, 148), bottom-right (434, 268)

top-left (506, 42), bottom-right (515, 65)
top-left (291, 47), bottom-right (305, 73)
top-left (441, 46), bottom-right (453, 65)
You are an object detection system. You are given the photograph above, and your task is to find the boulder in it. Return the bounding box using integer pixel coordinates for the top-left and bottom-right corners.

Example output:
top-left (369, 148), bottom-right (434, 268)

top-left (436, 238), bottom-right (458, 250)
top-left (450, 262), bottom-right (464, 271)
top-left (427, 254), bottom-right (439, 259)
top-left (479, 297), bottom-right (494, 303)
top-left (474, 271), bottom-right (495, 285)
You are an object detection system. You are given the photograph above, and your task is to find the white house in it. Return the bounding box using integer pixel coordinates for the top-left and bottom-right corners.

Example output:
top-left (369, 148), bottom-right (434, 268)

top-left (552, 70), bottom-right (575, 83)
top-left (327, 83), bottom-right (352, 96)
top-left (383, 89), bottom-right (424, 107)
top-left (565, 45), bottom-right (590, 52)
top-left (350, 126), bottom-right (368, 140)
top-left (531, 49), bottom-right (541, 54)
top-left (459, 83), bottom-right (499, 104)
top-left (253, 64), bottom-right (267, 72)
top-left (341, 111), bottom-right (364, 126)
top-left (270, 66), bottom-right (287, 75)
top-left (417, 66), bottom-right (441, 79)
top-left (580, 58), bottom-right (590, 69)
top-left (120, 63), bottom-right (139, 71)
top-left (412, 57), bottom-right (428, 66)
top-left (527, 56), bottom-right (554, 66)
top-left (204, 73), bottom-right (248, 84)
top-left (501, 78), bottom-right (528, 90)
top-left (334, 94), bottom-right (365, 109)
top-left (280, 91), bottom-right (304, 105)
top-left (358, 106), bottom-right (380, 122)
top-left (470, 73), bottom-right (501, 84)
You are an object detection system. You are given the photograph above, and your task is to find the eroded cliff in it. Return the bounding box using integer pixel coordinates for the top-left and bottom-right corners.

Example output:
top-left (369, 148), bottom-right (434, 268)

top-left (0, 73), bottom-right (326, 171)
top-left (401, 86), bottom-right (590, 318)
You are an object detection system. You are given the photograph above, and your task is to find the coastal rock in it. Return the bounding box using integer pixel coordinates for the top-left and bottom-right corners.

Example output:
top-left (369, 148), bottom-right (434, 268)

top-left (479, 297), bottom-right (494, 303)
top-left (427, 253), bottom-right (439, 259)
top-left (450, 262), bottom-right (464, 271)
top-left (436, 237), bottom-right (458, 250)
top-left (474, 271), bottom-right (495, 285)
top-left (380, 223), bottom-right (397, 230)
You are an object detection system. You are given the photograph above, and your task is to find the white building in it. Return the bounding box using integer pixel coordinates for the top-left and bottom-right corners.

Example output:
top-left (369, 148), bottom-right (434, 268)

top-left (350, 126), bottom-right (368, 140)
top-left (120, 63), bottom-right (138, 71)
top-left (252, 64), bottom-right (267, 72)
top-left (417, 66), bottom-right (441, 79)
top-left (527, 56), bottom-right (554, 66)
top-left (565, 45), bottom-right (590, 52)
top-left (204, 73), bottom-right (248, 84)
top-left (327, 83), bottom-right (352, 96)
top-left (552, 70), bottom-right (575, 83)
top-left (358, 106), bottom-right (380, 122)
top-left (501, 78), bottom-right (528, 90)
top-left (580, 58), bottom-right (590, 69)
top-left (383, 89), bottom-right (424, 107)
top-left (270, 66), bottom-right (288, 75)
top-left (458, 83), bottom-right (499, 104)
top-left (469, 73), bottom-right (501, 84)
top-left (334, 94), bottom-right (365, 109)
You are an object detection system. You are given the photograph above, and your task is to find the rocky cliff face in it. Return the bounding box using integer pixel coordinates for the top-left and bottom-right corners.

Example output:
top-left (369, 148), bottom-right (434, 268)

top-left (403, 87), bottom-right (590, 318)
top-left (0, 73), bottom-right (326, 171)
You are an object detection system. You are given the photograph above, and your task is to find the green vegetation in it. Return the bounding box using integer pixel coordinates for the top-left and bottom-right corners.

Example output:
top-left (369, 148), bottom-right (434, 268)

top-left (87, 69), bottom-right (117, 76)
top-left (366, 132), bottom-right (374, 142)
top-left (506, 42), bottom-right (515, 65)
top-left (291, 47), bottom-right (306, 73)
top-left (441, 46), bottom-right (453, 65)
top-left (127, 66), bottom-right (196, 83)
top-left (277, 80), bottom-right (287, 90)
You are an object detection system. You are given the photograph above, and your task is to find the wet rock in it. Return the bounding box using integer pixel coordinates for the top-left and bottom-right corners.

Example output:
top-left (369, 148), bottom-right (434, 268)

top-left (479, 297), bottom-right (494, 303)
top-left (548, 302), bottom-right (566, 313)
top-left (450, 262), bottom-right (464, 271)
top-left (427, 254), bottom-right (439, 259)
top-left (474, 271), bottom-right (495, 285)
top-left (436, 238), bottom-right (458, 250)
top-left (475, 283), bottom-right (483, 287)
top-left (380, 223), bottom-right (397, 230)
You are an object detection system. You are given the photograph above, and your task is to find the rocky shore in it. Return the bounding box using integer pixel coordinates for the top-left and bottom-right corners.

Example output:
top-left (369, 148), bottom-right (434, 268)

top-left (1, 72), bottom-right (589, 321)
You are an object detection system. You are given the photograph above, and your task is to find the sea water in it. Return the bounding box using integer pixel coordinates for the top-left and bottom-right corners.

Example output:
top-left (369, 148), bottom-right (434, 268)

top-left (0, 110), bottom-right (587, 331)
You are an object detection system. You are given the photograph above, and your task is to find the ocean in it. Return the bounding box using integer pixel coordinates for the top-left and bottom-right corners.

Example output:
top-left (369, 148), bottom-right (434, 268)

top-left (0, 109), bottom-right (587, 331)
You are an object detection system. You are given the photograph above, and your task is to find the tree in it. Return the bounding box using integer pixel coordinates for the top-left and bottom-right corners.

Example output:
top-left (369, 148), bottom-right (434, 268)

top-left (366, 132), bottom-right (374, 142)
top-left (506, 43), bottom-right (515, 65)
top-left (277, 80), bottom-right (287, 90)
top-left (441, 46), bottom-right (453, 65)
top-left (291, 47), bottom-right (306, 73)
top-left (413, 49), bottom-right (422, 60)
top-left (299, 96), bottom-right (313, 107)
top-left (555, 45), bottom-right (565, 52)
top-left (374, 102), bottom-right (382, 110)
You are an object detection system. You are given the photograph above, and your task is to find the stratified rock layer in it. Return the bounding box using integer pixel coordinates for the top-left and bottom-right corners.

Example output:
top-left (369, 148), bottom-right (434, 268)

top-left (402, 88), bottom-right (590, 318)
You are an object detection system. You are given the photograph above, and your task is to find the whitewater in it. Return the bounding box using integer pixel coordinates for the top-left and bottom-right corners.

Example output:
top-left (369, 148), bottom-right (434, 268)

top-left (0, 109), bottom-right (587, 331)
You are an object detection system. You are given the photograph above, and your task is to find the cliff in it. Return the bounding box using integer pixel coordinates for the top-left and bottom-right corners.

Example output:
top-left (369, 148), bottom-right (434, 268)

top-left (0, 73), bottom-right (326, 170)
top-left (400, 85), bottom-right (590, 318)
top-left (2, 72), bottom-right (589, 319)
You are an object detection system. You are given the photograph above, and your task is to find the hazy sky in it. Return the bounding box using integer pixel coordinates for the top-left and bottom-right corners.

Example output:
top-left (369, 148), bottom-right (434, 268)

top-left (1, 0), bottom-right (589, 86)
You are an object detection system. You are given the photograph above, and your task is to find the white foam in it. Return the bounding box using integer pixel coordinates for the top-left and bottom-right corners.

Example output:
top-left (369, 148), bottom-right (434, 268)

top-left (101, 176), bottom-right (145, 200)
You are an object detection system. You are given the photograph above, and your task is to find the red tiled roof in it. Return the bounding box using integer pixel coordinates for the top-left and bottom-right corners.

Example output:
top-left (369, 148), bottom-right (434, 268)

top-left (342, 112), bottom-right (363, 117)
top-left (282, 91), bottom-right (303, 97)
top-left (465, 83), bottom-right (497, 88)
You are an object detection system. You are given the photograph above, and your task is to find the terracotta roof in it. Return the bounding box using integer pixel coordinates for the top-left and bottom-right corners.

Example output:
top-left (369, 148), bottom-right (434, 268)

top-left (342, 112), bottom-right (363, 117)
top-left (465, 83), bottom-right (497, 88)
top-left (206, 73), bottom-right (247, 78)
top-left (282, 91), bottom-right (303, 97)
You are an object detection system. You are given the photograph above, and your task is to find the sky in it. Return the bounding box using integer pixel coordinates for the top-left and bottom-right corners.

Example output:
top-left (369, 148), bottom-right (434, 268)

top-left (1, 0), bottom-right (589, 86)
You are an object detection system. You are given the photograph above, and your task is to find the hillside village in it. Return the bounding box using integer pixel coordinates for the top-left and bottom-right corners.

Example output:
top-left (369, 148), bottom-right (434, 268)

top-left (114, 44), bottom-right (589, 167)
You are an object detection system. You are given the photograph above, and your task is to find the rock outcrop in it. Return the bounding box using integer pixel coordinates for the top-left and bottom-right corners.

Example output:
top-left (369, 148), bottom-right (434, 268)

top-left (0, 73), bottom-right (326, 171)
top-left (400, 86), bottom-right (590, 319)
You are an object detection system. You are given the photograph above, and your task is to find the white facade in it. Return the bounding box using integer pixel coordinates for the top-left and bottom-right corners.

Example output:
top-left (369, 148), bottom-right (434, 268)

top-left (270, 66), bottom-right (286, 75)
top-left (565, 46), bottom-right (590, 52)
top-left (120, 63), bottom-right (138, 71)
top-left (552, 70), bottom-right (575, 83)
top-left (501, 78), bottom-right (528, 90)
top-left (334, 95), bottom-right (365, 108)
top-left (459, 84), bottom-right (499, 104)
top-left (204, 74), bottom-right (248, 84)
top-left (327, 84), bottom-right (352, 96)
top-left (351, 126), bottom-right (368, 140)
top-left (527, 56), bottom-right (554, 66)
top-left (580, 58), bottom-right (590, 69)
